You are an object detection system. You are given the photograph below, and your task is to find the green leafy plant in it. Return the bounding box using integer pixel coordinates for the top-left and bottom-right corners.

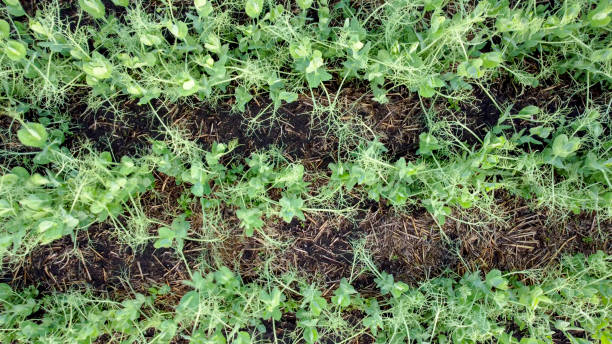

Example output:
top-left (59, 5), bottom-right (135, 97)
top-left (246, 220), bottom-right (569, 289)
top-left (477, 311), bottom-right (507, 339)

top-left (245, 0), bottom-right (263, 19)
top-left (236, 207), bottom-right (264, 237)
top-left (154, 214), bottom-right (190, 251)
top-left (1, 252), bottom-right (609, 343)
top-left (78, 0), bottom-right (106, 19)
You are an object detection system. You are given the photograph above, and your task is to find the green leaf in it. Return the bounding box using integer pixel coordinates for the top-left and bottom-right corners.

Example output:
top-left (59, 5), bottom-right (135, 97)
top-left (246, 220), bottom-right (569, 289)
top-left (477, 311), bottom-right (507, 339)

top-left (331, 278), bottom-right (356, 308)
top-left (245, 0), bottom-right (263, 18)
top-left (429, 15), bottom-right (446, 35)
top-left (374, 272), bottom-right (395, 296)
top-left (457, 58), bottom-right (484, 78)
top-left (301, 284), bottom-right (327, 316)
top-left (234, 332), bottom-right (251, 344)
top-left (4, 40), bottom-right (26, 61)
top-left (154, 215), bottom-right (189, 250)
top-left (82, 52), bottom-right (113, 80)
top-left (37, 220), bottom-right (65, 244)
top-left (587, 1), bottom-right (611, 27)
top-left (260, 287), bottom-right (286, 320)
top-left (175, 73), bottom-right (199, 97)
top-left (485, 270), bottom-right (509, 290)
top-left (363, 301), bottom-right (383, 335)
top-left (177, 290), bottom-right (199, 312)
top-left (0, 20), bottom-right (9, 40)
top-left (234, 86), bottom-right (253, 112)
top-left (302, 327), bottom-right (319, 344)
top-left (289, 39), bottom-right (312, 59)
top-left (375, 272), bottom-right (409, 298)
top-left (591, 48), bottom-right (612, 62)
top-left (518, 105), bottom-right (539, 117)
top-left (137, 87), bottom-right (161, 105)
top-left (296, 0), bottom-right (313, 10)
top-left (267, 4), bottom-right (284, 20)
top-left (305, 50), bottom-right (332, 88)
top-left (278, 91), bottom-right (298, 104)
top-left (418, 83), bottom-right (435, 98)
top-left (140, 33), bottom-right (163, 46)
top-left (391, 281), bottom-right (410, 298)
top-left (111, 0), bottom-right (129, 6)
top-left (395, 158), bottom-right (418, 181)
top-left (418, 76), bottom-right (444, 98)
top-left (154, 227), bottom-right (174, 248)
top-left (29, 20), bottom-right (50, 38)
top-left (552, 134), bottom-right (580, 158)
top-left (204, 34), bottom-right (221, 54)
top-left (78, 0), bottom-right (106, 19)
top-left (236, 208), bottom-right (264, 237)
top-left (309, 296), bottom-right (327, 317)
top-left (417, 132), bottom-right (441, 155)
top-left (3, 0), bottom-right (25, 16)
top-left (372, 85), bottom-right (388, 104)
top-left (0, 199), bottom-right (12, 218)
top-left (195, 0), bottom-right (214, 16)
top-left (214, 266), bottom-right (236, 286)
top-left (482, 51), bottom-right (503, 68)
top-left (18, 123), bottom-right (48, 148)
top-left (529, 126), bottom-right (552, 138)
top-left (279, 194), bottom-right (305, 222)
top-left (3, 0), bottom-right (21, 7)
top-left (520, 286), bottom-right (552, 311)
top-left (167, 21), bottom-right (188, 40)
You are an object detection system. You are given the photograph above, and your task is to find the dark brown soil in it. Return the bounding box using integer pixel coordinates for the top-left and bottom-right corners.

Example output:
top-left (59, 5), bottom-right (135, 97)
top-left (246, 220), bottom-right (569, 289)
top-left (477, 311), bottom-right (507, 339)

top-left (0, 116), bottom-right (24, 170)
top-left (58, 94), bottom-right (340, 166)
top-left (177, 95), bottom-right (338, 165)
top-left (3, 222), bottom-right (192, 306)
top-left (62, 97), bottom-right (163, 159)
top-left (335, 87), bottom-right (424, 160)
top-left (252, 200), bottom-right (610, 290)
top-left (1, 77), bottom-right (609, 344)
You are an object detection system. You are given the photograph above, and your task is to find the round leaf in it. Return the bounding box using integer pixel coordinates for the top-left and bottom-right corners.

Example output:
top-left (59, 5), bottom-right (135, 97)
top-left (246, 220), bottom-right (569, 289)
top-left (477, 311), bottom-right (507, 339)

top-left (297, 0), bottom-right (313, 10)
top-left (482, 51), bottom-right (503, 68)
top-left (3, 0), bottom-right (25, 16)
top-left (245, 0), bottom-right (263, 18)
top-left (0, 20), bottom-right (9, 40)
top-left (4, 40), bottom-right (26, 61)
top-left (552, 134), bottom-right (580, 158)
top-left (18, 123), bottom-right (48, 148)
top-left (167, 21), bottom-right (188, 40)
top-left (79, 0), bottom-right (106, 19)
top-left (111, 0), bottom-right (129, 6)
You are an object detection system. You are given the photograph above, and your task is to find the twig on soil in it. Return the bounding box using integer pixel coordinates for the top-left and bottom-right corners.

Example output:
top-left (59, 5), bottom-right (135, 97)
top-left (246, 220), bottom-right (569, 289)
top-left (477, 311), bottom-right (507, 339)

top-left (542, 235), bottom-right (576, 269)
top-left (77, 249), bottom-right (92, 282)
top-left (137, 261), bottom-right (145, 280)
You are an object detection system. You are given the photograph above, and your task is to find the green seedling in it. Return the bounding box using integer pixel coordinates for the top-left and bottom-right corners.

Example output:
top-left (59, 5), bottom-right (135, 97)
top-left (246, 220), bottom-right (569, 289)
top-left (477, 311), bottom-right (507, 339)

top-left (154, 214), bottom-right (190, 251)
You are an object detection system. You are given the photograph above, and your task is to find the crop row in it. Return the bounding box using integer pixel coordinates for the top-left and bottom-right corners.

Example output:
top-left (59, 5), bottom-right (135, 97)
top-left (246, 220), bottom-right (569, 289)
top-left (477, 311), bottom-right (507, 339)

top-left (0, 0), bottom-right (609, 109)
top-left (1, 251), bottom-right (610, 343)
top-left (2, 103), bottom-right (610, 263)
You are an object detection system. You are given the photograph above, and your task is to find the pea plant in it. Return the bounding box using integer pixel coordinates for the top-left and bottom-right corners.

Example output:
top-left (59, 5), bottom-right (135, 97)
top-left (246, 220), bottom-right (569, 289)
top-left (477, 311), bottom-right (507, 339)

top-left (1, 0), bottom-right (609, 111)
top-left (1, 251), bottom-right (609, 343)
top-left (326, 106), bottom-right (612, 224)
top-left (150, 140), bottom-right (309, 238)
top-left (0, 119), bottom-right (154, 263)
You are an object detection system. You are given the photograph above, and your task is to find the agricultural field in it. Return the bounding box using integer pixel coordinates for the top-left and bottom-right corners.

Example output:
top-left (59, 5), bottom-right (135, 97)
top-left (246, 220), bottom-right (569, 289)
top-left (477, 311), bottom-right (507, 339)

top-left (0, 0), bottom-right (611, 342)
